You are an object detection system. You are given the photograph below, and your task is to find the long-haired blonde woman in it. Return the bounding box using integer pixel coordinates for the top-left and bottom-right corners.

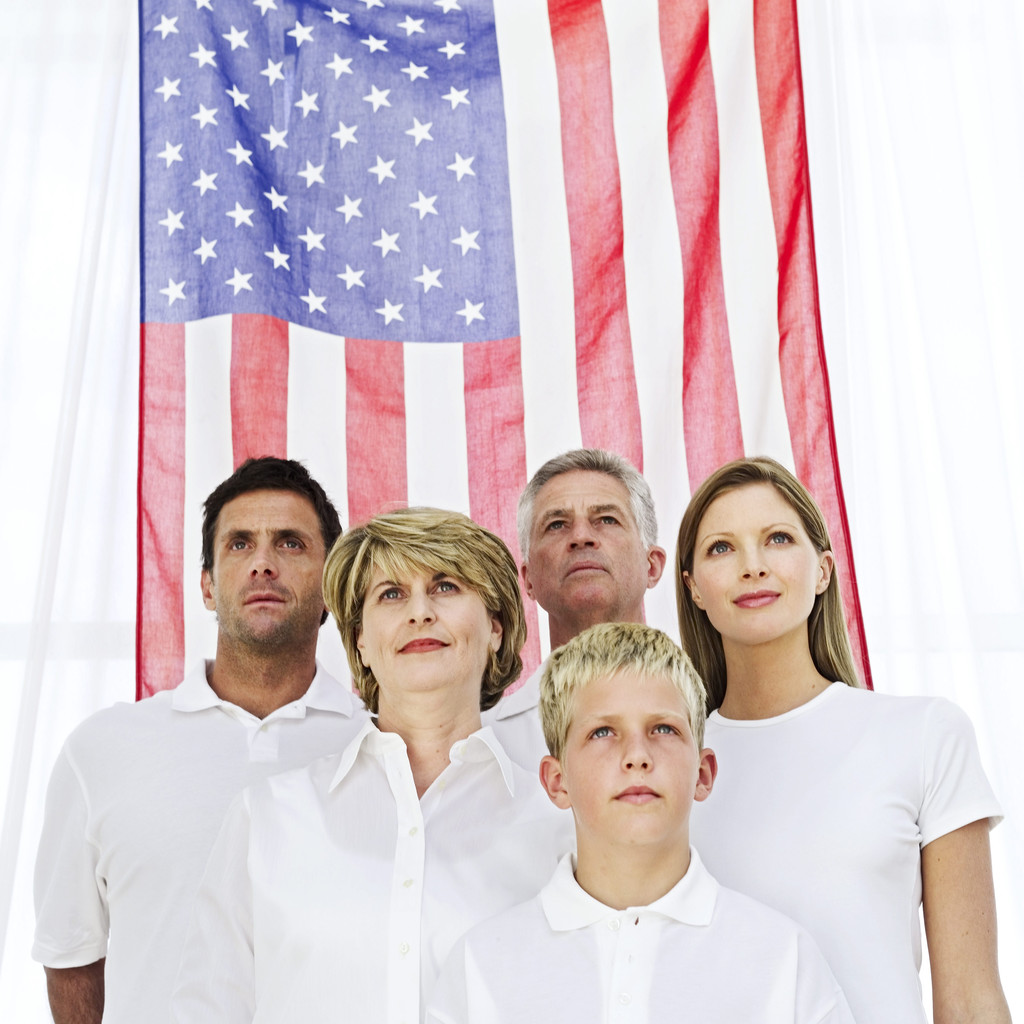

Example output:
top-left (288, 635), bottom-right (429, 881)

top-left (676, 457), bottom-right (1008, 1024)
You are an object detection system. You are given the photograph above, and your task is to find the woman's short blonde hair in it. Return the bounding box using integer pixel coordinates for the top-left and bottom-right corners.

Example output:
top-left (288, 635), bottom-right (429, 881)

top-left (539, 622), bottom-right (708, 761)
top-left (675, 456), bottom-right (860, 712)
top-left (322, 507), bottom-right (526, 714)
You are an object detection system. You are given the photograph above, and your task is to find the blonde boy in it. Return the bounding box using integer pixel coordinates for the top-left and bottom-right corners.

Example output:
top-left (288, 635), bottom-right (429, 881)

top-left (427, 623), bottom-right (855, 1024)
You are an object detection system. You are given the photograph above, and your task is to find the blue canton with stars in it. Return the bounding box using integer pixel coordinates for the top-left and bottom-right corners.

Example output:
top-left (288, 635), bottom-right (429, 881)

top-left (141, 0), bottom-right (518, 343)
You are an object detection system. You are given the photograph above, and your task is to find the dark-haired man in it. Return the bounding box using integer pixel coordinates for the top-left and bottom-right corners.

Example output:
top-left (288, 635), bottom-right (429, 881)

top-left (483, 449), bottom-right (666, 769)
top-left (33, 458), bottom-right (367, 1024)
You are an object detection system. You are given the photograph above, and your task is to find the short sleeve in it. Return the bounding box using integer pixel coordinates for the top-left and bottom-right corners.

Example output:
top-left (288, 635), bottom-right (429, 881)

top-left (919, 698), bottom-right (1003, 848)
top-left (171, 789), bottom-right (256, 1024)
top-left (32, 745), bottom-right (109, 967)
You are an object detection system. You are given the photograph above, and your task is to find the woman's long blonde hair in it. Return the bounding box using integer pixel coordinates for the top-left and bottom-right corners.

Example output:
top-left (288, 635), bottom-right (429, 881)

top-left (675, 457), bottom-right (860, 712)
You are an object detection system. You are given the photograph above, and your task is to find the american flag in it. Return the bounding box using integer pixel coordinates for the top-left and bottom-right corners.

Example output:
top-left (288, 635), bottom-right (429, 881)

top-left (138, 0), bottom-right (870, 697)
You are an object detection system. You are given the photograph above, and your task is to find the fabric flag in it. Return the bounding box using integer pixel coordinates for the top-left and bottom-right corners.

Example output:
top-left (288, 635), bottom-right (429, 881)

top-left (138, 0), bottom-right (870, 698)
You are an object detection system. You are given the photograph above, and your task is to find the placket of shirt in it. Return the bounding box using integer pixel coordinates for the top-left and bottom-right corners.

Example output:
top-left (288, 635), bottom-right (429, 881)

top-left (595, 909), bottom-right (661, 1023)
top-left (222, 700), bottom-right (305, 762)
top-left (382, 742), bottom-right (429, 1024)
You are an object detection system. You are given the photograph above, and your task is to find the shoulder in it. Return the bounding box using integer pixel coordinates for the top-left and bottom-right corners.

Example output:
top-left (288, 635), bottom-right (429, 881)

top-left (458, 893), bottom-right (548, 960)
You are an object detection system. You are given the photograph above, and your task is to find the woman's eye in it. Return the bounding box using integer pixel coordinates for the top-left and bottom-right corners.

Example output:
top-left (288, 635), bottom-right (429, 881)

top-left (436, 579), bottom-right (459, 593)
top-left (768, 532), bottom-right (793, 545)
top-left (381, 587), bottom-right (402, 600)
top-left (707, 540), bottom-right (729, 556)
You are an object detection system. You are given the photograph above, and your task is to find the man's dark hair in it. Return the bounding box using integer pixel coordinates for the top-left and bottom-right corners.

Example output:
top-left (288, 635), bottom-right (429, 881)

top-left (201, 457), bottom-right (342, 574)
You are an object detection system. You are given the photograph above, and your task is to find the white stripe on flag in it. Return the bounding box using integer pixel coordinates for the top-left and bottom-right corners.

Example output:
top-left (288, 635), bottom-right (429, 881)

top-left (183, 315), bottom-right (233, 669)
top-left (710, 0), bottom-right (794, 464)
top-left (493, 0), bottom-right (582, 473)
top-left (405, 341), bottom-right (472, 514)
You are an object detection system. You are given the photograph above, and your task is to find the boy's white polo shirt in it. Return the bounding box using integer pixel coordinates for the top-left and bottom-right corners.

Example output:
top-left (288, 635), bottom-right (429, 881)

top-left (427, 850), bottom-right (855, 1024)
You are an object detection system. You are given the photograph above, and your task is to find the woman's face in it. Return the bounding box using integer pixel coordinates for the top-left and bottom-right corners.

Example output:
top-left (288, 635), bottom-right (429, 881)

top-left (356, 564), bottom-right (502, 705)
top-left (684, 483), bottom-right (832, 653)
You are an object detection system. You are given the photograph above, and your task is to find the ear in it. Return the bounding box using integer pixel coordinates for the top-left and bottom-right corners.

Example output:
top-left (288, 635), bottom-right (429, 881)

top-left (815, 551), bottom-right (835, 595)
top-left (355, 627), bottom-right (368, 667)
top-left (682, 570), bottom-right (705, 610)
top-left (488, 613), bottom-right (503, 652)
top-left (693, 748), bottom-right (717, 803)
top-left (539, 754), bottom-right (573, 811)
top-left (520, 562), bottom-right (535, 602)
top-left (201, 569), bottom-right (217, 611)
top-left (646, 546), bottom-right (668, 589)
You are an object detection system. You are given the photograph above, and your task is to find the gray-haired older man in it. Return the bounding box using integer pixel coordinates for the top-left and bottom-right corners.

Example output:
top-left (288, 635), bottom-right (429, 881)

top-left (483, 449), bottom-right (666, 768)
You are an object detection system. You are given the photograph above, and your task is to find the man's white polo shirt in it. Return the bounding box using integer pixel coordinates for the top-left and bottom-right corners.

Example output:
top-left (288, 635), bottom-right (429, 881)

top-left (172, 719), bottom-right (574, 1024)
top-left (33, 660), bottom-right (368, 1024)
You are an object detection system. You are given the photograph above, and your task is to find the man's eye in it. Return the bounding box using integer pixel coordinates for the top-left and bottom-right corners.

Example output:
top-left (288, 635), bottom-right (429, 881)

top-left (282, 538), bottom-right (302, 549)
top-left (230, 539), bottom-right (248, 551)
top-left (546, 520), bottom-right (566, 531)
top-left (597, 515), bottom-right (619, 526)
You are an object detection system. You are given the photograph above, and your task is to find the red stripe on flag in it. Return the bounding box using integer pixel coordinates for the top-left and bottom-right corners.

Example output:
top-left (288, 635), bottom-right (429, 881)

top-left (659, 0), bottom-right (744, 492)
top-left (547, 0), bottom-right (643, 469)
top-left (753, 0), bottom-right (871, 687)
top-left (230, 314), bottom-right (289, 465)
top-left (345, 338), bottom-right (407, 527)
top-left (137, 323), bottom-right (187, 699)
top-left (463, 337), bottom-right (541, 685)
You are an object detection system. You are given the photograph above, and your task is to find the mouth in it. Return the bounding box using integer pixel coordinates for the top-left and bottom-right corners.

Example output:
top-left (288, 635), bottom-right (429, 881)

top-left (399, 638), bottom-right (449, 654)
top-left (565, 560), bottom-right (606, 577)
top-left (616, 786), bottom-right (659, 804)
top-left (244, 591), bottom-right (287, 606)
top-left (733, 590), bottom-right (780, 609)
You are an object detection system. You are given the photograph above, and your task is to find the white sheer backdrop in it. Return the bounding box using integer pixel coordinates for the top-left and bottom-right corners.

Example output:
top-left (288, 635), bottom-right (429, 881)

top-left (0, 0), bottom-right (1020, 1020)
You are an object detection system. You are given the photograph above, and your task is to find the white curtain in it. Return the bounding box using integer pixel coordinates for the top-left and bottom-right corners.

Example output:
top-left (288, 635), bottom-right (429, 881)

top-left (0, 0), bottom-right (1020, 1019)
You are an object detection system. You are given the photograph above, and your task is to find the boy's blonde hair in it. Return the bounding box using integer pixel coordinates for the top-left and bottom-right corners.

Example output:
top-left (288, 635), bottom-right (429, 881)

top-left (539, 622), bottom-right (708, 761)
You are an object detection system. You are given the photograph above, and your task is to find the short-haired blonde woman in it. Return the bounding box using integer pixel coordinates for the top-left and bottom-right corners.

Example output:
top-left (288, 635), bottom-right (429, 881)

top-left (173, 508), bottom-right (571, 1024)
top-left (676, 457), bottom-right (1009, 1024)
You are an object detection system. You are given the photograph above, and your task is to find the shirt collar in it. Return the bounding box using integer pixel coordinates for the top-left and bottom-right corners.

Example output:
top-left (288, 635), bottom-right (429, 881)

top-left (327, 720), bottom-right (518, 796)
top-left (541, 848), bottom-right (718, 931)
top-left (489, 662), bottom-right (544, 720)
top-left (171, 659), bottom-right (363, 718)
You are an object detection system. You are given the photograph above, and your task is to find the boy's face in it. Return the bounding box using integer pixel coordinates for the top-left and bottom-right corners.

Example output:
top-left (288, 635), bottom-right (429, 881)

top-left (540, 671), bottom-right (716, 855)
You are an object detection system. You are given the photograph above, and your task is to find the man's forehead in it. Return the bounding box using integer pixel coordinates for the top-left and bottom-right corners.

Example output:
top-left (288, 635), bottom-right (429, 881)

top-left (215, 489), bottom-right (320, 537)
top-left (532, 470), bottom-right (635, 522)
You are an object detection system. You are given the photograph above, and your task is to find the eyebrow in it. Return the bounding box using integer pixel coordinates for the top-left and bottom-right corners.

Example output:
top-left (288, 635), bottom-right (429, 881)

top-left (537, 502), bottom-right (630, 527)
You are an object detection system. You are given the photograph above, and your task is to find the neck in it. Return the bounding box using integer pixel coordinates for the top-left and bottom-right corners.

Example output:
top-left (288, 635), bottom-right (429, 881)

top-left (207, 640), bottom-right (318, 719)
top-left (376, 691), bottom-right (482, 797)
top-left (718, 628), bottom-right (831, 720)
top-left (547, 605), bottom-right (645, 651)
top-left (573, 837), bottom-right (692, 911)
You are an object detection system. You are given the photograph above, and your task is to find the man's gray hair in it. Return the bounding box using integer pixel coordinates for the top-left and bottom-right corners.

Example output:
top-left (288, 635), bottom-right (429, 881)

top-left (517, 448), bottom-right (658, 560)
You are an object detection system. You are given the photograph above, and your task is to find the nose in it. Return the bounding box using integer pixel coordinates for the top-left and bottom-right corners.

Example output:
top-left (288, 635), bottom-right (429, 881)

top-left (739, 545), bottom-right (768, 579)
top-left (249, 543), bottom-right (279, 578)
top-left (566, 518), bottom-right (597, 549)
top-left (622, 734), bottom-right (652, 771)
top-left (406, 588), bottom-right (436, 624)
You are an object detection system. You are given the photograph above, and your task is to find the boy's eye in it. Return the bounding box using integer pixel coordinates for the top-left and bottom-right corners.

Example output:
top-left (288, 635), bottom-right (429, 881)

top-left (653, 723), bottom-right (678, 735)
top-left (589, 726), bottom-right (612, 739)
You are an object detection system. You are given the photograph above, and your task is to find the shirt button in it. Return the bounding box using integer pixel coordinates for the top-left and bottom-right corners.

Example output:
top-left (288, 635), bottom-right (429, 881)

top-left (403, 878), bottom-right (414, 888)
top-left (618, 993), bottom-right (631, 1006)
top-left (608, 918), bottom-right (620, 931)
top-left (399, 942), bottom-right (410, 955)
top-left (408, 826), bottom-right (418, 837)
